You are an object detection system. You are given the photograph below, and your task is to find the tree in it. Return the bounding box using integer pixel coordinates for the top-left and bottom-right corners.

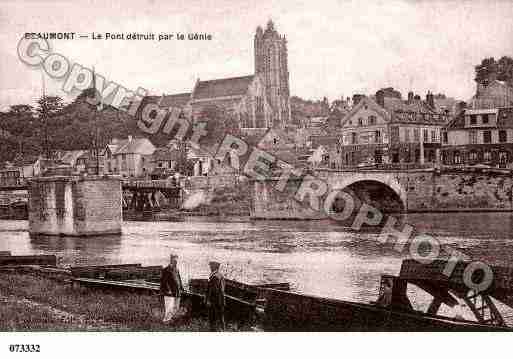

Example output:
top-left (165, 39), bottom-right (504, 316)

top-left (497, 56), bottom-right (513, 84)
top-left (475, 56), bottom-right (513, 85)
top-left (1, 105), bottom-right (37, 158)
top-left (36, 95), bottom-right (64, 157)
top-left (197, 104), bottom-right (241, 150)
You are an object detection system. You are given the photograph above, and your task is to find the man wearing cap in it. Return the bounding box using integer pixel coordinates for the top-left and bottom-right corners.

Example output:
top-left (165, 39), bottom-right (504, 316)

top-left (160, 254), bottom-right (183, 323)
top-left (205, 260), bottom-right (226, 331)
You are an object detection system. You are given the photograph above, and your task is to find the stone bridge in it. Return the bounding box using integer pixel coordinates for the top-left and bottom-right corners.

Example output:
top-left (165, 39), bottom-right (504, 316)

top-left (251, 167), bottom-right (513, 219)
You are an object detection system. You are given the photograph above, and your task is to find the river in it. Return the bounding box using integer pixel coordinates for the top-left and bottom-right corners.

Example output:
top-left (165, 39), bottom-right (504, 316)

top-left (1, 212), bottom-right (513, 315)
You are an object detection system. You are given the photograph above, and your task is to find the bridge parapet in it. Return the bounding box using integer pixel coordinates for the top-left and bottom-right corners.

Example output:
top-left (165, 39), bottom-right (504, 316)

top-left (122, 179), bottom-right (179, 190)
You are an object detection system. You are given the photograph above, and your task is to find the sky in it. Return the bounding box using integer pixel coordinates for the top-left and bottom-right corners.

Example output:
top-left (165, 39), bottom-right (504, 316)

top-left (1, 0), bottom-right (513, 110)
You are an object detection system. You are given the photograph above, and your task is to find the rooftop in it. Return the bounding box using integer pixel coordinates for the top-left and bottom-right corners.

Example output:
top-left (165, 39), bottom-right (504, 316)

top-left (192, 75), bottom-right (255, 100)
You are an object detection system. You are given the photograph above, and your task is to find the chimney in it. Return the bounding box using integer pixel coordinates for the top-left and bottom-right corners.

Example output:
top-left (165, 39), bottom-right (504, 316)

top-left (426, 91), bottom-right (435, 109)
top-left (407, 91), bottom-right (414, 104)
top-left (375, 90), bottom-right (385, 108)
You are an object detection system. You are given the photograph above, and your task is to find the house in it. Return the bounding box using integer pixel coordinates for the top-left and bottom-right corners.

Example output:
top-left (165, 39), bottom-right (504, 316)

top-left (441, 107), bottom-right (513, 168)
top-left (309, 136), bottom-right (340, 168)
top-left (57, 150), bottom-right (93, 174)
top-left (469, 80), bottom-right (513, 109)
top-left (257, 128), bottom-right (296, 151)
top-left (150, 146), bottom-right (185, 178)
top-left (102, 136), bottom-right (156, 178)
top-left (337, 94), bottom-right (445, 167)
top-left (306, 145), bottom-right (329, 167)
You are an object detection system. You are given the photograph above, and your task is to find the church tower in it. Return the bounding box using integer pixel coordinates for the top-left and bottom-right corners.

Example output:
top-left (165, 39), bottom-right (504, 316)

top-left (254, 20), bottom-right (291, 127)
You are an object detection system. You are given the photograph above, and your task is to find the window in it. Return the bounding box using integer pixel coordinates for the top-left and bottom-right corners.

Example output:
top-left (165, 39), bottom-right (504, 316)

top-left (351, 132), bottom-right (358, 144)
top-left (470, 115), bottom-right (477, 125)
top-left (469, 151), bottom-right (478, 162)
top-left (358, 118), bottom-right (364, 126)
top-left (404, 128), bottom-right (410, 143)
top-left (431, 130), bottom-right (436, 143)
top-left (469, 131), bottom-right (477, 144)
top-left (368, 116), bottom-right (376, 125)
top-left (442, 131), bottom-right (448, 144)
top-left (482, 114), bottom-right (489, 124)
top-left (484, 151), bottom-right (491, 161)
top-left (428, 150), bottom-right (435, 163)
top-left (483, 130), bottom-right (492, 144)
top-left (423, 129), bottom-right (428, 142)
top-left (454, 151), bottom-right (461, 164)
top-left (390, 126), bottom-right (400, 142)
top-left (375, 130), bottom-right (381, 143)
top-left (414, 128), bottom-right (420, 142)
top-left (499, 130), bottom-right (507, 143)
top-left (499, 151), bottom-right (509, 165)
top-left (375, 150), bottom-right (383, 164)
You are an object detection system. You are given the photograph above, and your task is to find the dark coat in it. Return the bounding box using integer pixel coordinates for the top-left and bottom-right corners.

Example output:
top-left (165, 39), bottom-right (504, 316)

top-left (206, 271), bottom-right (225, 308)
top-left (160, 265), bottom-right (183, 297)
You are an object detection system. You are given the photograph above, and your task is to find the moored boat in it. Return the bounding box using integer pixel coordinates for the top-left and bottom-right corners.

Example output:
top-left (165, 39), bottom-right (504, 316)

top-left (263, 259), bottom-right (513, 331)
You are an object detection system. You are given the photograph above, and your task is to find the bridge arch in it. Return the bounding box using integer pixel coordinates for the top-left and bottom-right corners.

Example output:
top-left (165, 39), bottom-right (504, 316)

top-left (328, 172), bottom-right (407, 213)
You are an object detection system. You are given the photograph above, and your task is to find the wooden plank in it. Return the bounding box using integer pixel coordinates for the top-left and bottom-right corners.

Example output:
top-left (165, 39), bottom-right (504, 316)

top-left (103, 266), bottom-right (162, 281)
top-left (70, 264), bottom-right (142, 278)
top-left (0, 255), bottom-right (56, 267)
top-left (71, 264), bottom-right (142, 270)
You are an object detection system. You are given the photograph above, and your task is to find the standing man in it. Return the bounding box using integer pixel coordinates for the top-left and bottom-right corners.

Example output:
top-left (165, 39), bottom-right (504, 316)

top-left (205, 260), bottom-right (226, 331)
top-left (160, 254), bottom-right (183, 324)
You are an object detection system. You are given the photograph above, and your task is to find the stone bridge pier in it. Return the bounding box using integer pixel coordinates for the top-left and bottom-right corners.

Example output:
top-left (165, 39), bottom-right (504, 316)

top-left (28, 175), bottom-right (122, 236)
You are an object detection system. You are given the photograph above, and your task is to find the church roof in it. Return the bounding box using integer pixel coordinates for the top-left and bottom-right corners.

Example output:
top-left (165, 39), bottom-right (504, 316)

top-left (192, 75), bottom-right (255, 100)
top-left (143, 93), bottom-right (191, 109)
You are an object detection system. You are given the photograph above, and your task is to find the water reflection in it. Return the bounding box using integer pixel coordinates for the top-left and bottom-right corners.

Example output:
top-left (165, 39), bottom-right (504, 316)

top-left (0, 212), bottom-right (512, 305)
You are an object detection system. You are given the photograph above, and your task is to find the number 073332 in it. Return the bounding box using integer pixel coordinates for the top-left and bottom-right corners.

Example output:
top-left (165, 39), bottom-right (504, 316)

top-left (8, 344), bottom-right (40, 353)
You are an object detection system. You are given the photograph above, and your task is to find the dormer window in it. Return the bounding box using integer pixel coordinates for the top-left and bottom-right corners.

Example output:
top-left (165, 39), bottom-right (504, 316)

top-left (358, 118), bottom-right (364, 126)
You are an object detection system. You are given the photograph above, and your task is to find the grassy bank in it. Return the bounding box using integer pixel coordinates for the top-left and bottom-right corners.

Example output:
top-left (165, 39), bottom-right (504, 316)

top-left (0, 272), bottom-right (214, 331)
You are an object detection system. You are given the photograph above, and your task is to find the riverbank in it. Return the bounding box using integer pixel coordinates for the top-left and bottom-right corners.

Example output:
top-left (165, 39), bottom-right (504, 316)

top-left (0, 270), bottom-right (219, 331)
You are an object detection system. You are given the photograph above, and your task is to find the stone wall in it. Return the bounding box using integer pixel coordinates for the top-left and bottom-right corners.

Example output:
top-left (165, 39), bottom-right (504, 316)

top-left (400, 170), bottom-right (513, 212)
top-left (28, 176), bottom-right (122, 236)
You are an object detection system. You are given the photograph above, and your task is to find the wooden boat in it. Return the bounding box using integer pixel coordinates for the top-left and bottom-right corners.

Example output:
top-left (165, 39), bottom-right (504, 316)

top-left (263, 259), bottom-right (513, 331)
top-left (189, 278), bottom-right (291, 326)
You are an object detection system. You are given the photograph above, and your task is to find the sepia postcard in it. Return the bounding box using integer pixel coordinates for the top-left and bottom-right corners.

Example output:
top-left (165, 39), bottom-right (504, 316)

top-left (1, 0), bottom-right (513, 357)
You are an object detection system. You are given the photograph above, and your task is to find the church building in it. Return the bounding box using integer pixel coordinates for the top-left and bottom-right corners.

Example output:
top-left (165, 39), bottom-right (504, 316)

top-left (142, 20), bottom-right (291, 132)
